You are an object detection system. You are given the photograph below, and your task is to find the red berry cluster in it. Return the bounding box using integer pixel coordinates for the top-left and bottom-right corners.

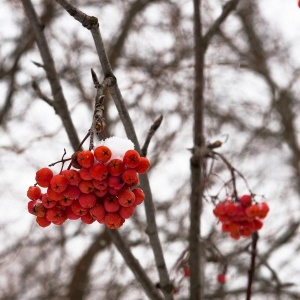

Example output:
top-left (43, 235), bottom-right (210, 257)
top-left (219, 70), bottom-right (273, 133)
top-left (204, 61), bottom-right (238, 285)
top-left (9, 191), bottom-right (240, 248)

top-left (213, 195), bottom-right (269, 240)
top-left (27, 145), bottom-right (150, 229)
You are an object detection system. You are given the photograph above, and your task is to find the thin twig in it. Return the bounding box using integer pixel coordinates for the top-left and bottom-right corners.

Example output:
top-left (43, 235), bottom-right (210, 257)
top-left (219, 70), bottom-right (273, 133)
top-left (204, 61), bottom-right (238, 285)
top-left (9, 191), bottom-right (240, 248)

top-left (246, 232), bottom-right (259, 300)
top-left (141, 115), bottom-right (163, 157)
top-left (203, 0), bottom-right (240, 50)
top-left (31, 81), bottom-right (54, 107)
top-left (21, 0), bottom-right (81, 151)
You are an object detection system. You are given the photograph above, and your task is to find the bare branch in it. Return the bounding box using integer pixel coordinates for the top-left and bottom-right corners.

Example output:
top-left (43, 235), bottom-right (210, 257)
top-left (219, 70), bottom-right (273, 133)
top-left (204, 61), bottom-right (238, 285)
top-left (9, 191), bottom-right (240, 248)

top-left (31, 81), bottom-right (54, 108)
top-left (141, 115), bottom-right (163, 157)
top-left (203, 0), bottom-right (240, 50)
top-left (108, 229), bottom-right (164, 300)
top-left (20, 0), bottom-right (81, 151)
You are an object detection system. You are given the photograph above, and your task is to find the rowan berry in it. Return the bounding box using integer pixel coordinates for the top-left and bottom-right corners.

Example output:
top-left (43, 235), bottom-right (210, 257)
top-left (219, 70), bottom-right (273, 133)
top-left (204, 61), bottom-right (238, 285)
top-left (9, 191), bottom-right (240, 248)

top-left (108, 175), bottom-right (124, 190)
top-left (92, 179), bottom-right (108, 190)
top-left (122, 169), bottom-right (139, 186)
top-left (46, 207), bottom-right (66, 224)
top-left (119, 205), bottom-right (135, 219)
top-left (245, 205), bottom-right (259, 219)
top-left (36, 216), bottom-right (51, 227)
top-left (62, 169), bottom-right (81, 185)
top-left (77, 150), bottom-right (94, 168)
top-left (135, 157), bottom-right (150, 174)
top-left (224, 201), bottom-right (237, 216)
top-left (94, 145), bottom-right (112, 163)
top-left (28, 201), bottom-right (45, 217)
top-left (79, 167), bottom-right (93, 180)
top-left (81, 213), bottom-right (95, 224)
top-left (183, 266), bottom-right (190, 277)
top-left (108, 159), bottom-right (124, 176)
top-left (47, 187), bottom-right (64, 201)
top-left (257, 202), bottom-right (269, 219)
top-left (78, 180), bottom-right (94, 194)
top-left (71, 200), bottom-right (88, 216)
top-left (213, 203), bottom-right (226, 217)
top-left (35, 167), bottom-right (53, 187)
top-left (123, 150), bottom-right (141, 168)
top-left (59, 196), bottom-right (73, 207)
top-left (27, 186), bottom-right (42, 200)
top-left (118, 189), bottom-right (136, 207)
top-left (104, 196), bottom-right (120, 212)
top-left (90, 204), bottom-right (106, 221)
top-left (41, 194), bottom-right (57, 208)
top-left (104, 212), bottom-right (123, 229)
top-left (89, 163), bottom-right (108, 181)
top-left (132, 188), bottom-right (145, 205)
top-left (217, 274), bottom-right (226, 284)
top-left (63, 185), bottom-right (80, 200)
top-left (78, 193), bottom-right (96, 208)
top-left (108, 187), bottom-right (121, 196)
top-left (50, 174), bottom-right (68, 193)
top-left (252, 219), bottom-right (263, 230)
top-left (66, 206), bottom-right (81, 220)
top-left (240, 194), bottom-right (252, 207)
top-left (94, 188), bottom-right (108, 198)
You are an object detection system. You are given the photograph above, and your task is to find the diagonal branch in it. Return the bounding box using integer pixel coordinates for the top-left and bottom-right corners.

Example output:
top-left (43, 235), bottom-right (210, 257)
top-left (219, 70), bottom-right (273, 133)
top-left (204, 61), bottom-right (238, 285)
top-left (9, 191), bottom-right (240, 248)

top-left (108, 229), bottom-right (164, 300)
top-left (20, 0), bottom-right (81, 151)
top-left (203, 0), bottom-right (239, 50)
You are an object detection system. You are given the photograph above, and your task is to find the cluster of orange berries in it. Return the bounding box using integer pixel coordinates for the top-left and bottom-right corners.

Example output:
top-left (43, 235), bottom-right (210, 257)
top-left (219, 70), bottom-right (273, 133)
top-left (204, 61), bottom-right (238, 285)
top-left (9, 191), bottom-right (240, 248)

top-left (213, 195), bottom-right (269, 240)
top-left (27, 141), bottom-right (150, 229)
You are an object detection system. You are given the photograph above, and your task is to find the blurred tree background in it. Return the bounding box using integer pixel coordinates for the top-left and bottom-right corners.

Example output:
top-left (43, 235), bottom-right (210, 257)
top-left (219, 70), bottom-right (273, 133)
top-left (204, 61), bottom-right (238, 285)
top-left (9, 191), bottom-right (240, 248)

top-left (0, 0), bottom-right (300, 299)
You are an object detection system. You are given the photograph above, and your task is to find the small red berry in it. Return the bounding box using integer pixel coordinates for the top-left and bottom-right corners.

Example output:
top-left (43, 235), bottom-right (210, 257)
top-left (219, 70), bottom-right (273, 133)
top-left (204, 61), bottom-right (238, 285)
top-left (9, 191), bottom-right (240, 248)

top-left (41, 194), bottom-right (57, 208)
top-left (122, 169), bottom-right (139, 186)
top-left (92, 179), bottom-right (108, 190)
top-left (78, 180), bottom-right (94, 194)
top-left (89, 163), bottom-right (108, 181)
top-left (104, 196), bottom-right (120, 212)
top-left (135, 157), bottom-right (150, 174)
top-left (77, 150), bottom-right (94, 168)
top-left (47, 187), bottom-right (64, 201)
top-left (257, 202), bottom-right (269, 219)
top-left (36, 216), bottom-right (51, 227)
top-left (35, 167), bottom-right (53, 187)
top-left (62, 169), bottom-right (81, 185)
top-left (132, 188), bottom-right (145, 205)
top-left (245, 205), bottom-right (259, 219)
top-left (66, 206), bottom-right (81, 220)
top-left (183, 266), bottom-right (190, 277)
top-left (27, 186), bottom-right (42, 200)
top-left (94, 145), bottom-right (112, 163)
top-left (81, 213), bottom-right (95, 224)
top-left (240, 194), bottom-right (252, 207)
top-left (90, 204), bottom-right (106, 221)
top-left (118, 189), bottom-right (136, 207)
top-left (119, 206), bottom-right (135, 219)
top-left (123, 150), bottom-right (141, 168)
top-left (108, 175), bottom-right (124, 190)
top-left (78, 193), bottom-right (96, 208)
top-left (108, 159), bottom-right (124, 176)
top-left (63, 185), bottom-right (80, 200)
top-left (50, 174), bottom-right (68, 193)
top-left (79, 167), bottom-right (93, 180)
top-left (217, 274), bottom-right (226, 284)
top-left (71, 200), bottom-right (88, 216)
